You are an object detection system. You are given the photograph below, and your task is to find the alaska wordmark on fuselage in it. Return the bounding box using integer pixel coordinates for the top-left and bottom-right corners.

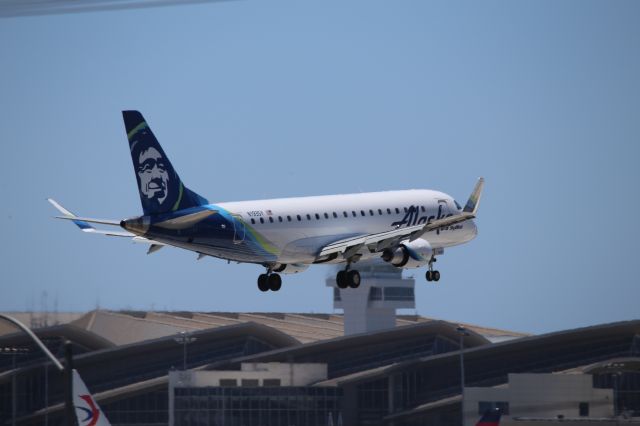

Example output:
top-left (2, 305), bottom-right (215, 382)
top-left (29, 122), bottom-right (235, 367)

top-left (50, 111), bottom-right (484, 292)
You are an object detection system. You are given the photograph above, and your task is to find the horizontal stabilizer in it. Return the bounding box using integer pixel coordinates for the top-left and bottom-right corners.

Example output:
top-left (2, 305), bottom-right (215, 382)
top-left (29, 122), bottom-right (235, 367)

top-left (55, 216), bottom-right (121, 226)
top-left (153, 209), bottom-right (217, 230)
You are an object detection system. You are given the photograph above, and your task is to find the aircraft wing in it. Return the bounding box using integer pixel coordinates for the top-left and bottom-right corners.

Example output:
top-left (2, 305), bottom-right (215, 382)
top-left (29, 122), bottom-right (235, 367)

top-left (317, 224), bottom-right (425, 259)
top-left (316, 177), bottom-right (484, 260)
top-left (48, 198), bottom-right (167, 253)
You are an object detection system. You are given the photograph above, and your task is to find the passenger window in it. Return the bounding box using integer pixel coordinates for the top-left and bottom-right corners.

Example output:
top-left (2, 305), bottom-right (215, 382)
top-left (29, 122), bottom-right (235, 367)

top-left (333, 212), bottom-right (338, 218)
top-left (352, 211), bottom-right (357, 217)
top-left (287, 215), bottom-right (292, 222)
top-left (343, 211), bottom-right (348, 217)
top-left (378, 209), bottom-right (382, 215)
top-left (421, 206), bottom-right (426, 212)
top-left (360, 210), bottom-right (366, 216)
top-left (404, 207), bottom-right (408, 213)
top-left (269, 217), bottom-right (274, 223)
top-left (306, 214), bottom-right (311, 220)
top-left (251, 218), bottom-right (255, 224)
top-left (369, 209), bottom-right (374, 216)
top-left (387, 208), bottom-right (391, 214)
top-left (454, 200), bottom-right (462, 210)
top-left (324, 213), bottom-right (329, 219)
top-left (297, 215), bottom-right (301, 221)
top-left (259, 218), bottom-right (264, 224)
top-left (278, 216), bottom-right (283, 222)
top-left (315, 213), bottom-right (320, 220)
top-left (395, 208), bottom-right (400, 214)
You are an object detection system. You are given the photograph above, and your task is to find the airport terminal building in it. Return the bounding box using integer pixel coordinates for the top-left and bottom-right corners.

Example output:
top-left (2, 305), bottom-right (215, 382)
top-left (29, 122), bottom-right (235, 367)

top-left (1, 309), bottom-right (639, 426)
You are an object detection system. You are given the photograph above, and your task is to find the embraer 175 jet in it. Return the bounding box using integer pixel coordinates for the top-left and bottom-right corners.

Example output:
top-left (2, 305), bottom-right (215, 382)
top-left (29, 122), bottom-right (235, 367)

top-left (50, 111), bottom-right (484, 292)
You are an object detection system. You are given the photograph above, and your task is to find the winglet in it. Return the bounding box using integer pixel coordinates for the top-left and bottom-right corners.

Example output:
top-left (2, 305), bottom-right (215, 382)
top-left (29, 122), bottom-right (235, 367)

top-left (463, 177), bottom-right (484, 215)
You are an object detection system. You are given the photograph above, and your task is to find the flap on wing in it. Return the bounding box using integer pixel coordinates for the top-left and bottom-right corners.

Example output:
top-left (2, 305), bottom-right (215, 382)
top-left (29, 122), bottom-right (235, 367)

top-left (317, 224), bottom-right (424, 259)
top-left (153, 209), bottom-right (217, 230)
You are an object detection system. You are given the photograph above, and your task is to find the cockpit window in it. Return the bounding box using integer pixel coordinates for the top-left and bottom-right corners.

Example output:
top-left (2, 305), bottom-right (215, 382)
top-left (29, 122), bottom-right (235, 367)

top-left (454, 199), bottom-right (462, 210)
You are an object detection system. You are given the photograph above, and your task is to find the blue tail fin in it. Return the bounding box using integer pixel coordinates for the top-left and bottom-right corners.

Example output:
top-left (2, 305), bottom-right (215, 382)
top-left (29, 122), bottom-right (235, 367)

top-left (122, 111), bottom-right (209, 215)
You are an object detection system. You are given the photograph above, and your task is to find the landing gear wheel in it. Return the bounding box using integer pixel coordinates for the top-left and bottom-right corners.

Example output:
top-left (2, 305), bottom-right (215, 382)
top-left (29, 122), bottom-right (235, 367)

top-left (347, 270), bottom-right (361, 288)
top-left (257, 274), bottom-right (270, 292)
top-left (426, 270), bottom-right (433, 282)
top-left (336, 270), bottom-right (348, 289)
top-left (268, 273), bottom-right (282, 291)
top-left (432, 270), bottom-right (440, 282)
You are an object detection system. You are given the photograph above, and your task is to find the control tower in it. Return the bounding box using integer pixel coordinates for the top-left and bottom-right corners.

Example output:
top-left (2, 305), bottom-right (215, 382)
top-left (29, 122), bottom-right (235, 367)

top-left (326, 260), bottom-right (415, 335)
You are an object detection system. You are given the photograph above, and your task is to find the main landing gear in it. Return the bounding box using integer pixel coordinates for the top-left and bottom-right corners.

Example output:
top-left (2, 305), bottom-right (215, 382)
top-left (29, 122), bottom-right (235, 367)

top-left (257, 272), bottom-right (282, 292)
top-left (336, 264), bottom-right (361, 289)
top-left (425, 257), bottom-right (440, 282)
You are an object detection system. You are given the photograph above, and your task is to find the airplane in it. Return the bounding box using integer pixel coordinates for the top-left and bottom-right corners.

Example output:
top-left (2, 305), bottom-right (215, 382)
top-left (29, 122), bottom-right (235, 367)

top-left (73, 369), bottom-right (112, 426)
top-left (49, 111), bottom-right (483, 292)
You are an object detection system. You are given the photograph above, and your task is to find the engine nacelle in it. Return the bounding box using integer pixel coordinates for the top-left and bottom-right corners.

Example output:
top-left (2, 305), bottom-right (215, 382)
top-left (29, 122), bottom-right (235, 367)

top-left (273, 263), bottom-right (309, 275)
top-left (381, 238), bottom-right (433, 269)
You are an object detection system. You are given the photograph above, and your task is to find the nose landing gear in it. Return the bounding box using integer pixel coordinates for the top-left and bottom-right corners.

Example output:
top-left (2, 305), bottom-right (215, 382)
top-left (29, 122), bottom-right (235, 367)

top-left (426, 257), bottom-right (440, 282)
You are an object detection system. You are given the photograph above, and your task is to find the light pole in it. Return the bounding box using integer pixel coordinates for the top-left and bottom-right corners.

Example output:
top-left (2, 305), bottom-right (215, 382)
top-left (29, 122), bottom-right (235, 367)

top-left (457, 326), bottom-right (470, 426)
top-left (174, 331), bottom-right (197, 370)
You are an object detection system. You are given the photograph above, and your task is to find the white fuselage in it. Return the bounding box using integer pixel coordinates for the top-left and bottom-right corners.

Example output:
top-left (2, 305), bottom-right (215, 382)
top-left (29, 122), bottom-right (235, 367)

top-left (216, 189), bottom-right (477, 264)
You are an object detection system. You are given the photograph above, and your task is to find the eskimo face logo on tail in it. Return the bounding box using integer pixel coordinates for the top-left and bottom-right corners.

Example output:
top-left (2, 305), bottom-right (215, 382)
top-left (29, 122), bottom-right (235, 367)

top-left (137, 147), bottom-right (169, 205)
top-left (76, 394), bottom-right (100, 426)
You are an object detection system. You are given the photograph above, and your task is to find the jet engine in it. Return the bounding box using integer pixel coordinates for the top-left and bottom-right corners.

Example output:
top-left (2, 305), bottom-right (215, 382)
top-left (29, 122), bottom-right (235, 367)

top-left (381, 238), bottom-right (433, 269)
top-left (272, 263), bottom-right (309, 274)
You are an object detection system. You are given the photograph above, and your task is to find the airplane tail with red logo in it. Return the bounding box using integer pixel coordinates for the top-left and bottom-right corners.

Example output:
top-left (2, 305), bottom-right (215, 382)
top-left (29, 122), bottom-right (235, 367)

top-left (476, 408), bottom-right (502, 426)
top-left (73, 369), bottom-right (112, 426)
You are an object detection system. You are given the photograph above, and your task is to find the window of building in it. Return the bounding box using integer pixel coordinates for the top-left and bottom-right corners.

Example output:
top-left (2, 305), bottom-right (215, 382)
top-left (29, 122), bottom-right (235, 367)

top-left (250, 218), bottom-right (255, 224)
top-left (263, 379), bottom-right (281, 387)
top-left (306, 214), bottom-right (311, 220)
top-left (384, 287), bottom-right (414, 301)
top-left (333, 212), bottom-right (338, 218)
top-left (369, 287), bottom-right (382, 301)
top-left (268, 217), bottom-right (274, 223)
top-left (259, 218), bottom-right (264, 224)
top-left (478, 401), bottom-right (509, 415)
top-left (241, 379), bottom-right (259, 387)
top-left (220, 379), bottom-right (238, 387)
top-left (579, 402), bottom-right (589, 417)
top-left (315, 213), bottom-right (320, 220)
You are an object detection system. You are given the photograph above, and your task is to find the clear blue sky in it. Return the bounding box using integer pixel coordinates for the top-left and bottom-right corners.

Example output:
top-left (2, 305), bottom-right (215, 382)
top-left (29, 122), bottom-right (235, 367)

top-left (1, 0), bottom-right (638, 334)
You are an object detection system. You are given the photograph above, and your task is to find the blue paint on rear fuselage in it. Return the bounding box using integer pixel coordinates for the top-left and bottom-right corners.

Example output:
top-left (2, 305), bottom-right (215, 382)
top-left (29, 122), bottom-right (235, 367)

top-left (139, 205), bottom-right (278, 264)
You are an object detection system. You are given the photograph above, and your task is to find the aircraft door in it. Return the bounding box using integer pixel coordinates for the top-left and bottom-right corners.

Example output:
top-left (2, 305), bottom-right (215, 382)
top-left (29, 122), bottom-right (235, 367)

top-left (232, 214), bottom-right (245, 244)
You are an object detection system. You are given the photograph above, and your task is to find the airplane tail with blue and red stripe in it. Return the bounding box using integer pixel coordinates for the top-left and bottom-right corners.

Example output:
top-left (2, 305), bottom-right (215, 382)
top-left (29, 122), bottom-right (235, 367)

top-left (476, 408), bottom-right (502, 426)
